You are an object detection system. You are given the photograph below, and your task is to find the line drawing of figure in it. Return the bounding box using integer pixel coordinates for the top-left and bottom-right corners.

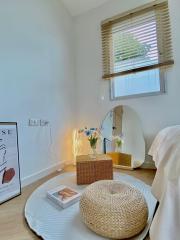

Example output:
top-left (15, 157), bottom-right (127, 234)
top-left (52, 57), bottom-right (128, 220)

top-left (0, 143), bottom-right (15, 186)
top-left (0, 144), bottom-right (7, 185)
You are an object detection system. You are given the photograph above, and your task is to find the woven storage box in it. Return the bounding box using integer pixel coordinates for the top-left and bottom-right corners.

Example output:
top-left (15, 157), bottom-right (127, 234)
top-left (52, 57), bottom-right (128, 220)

top-left (76, 154), bottom-right (113, 185)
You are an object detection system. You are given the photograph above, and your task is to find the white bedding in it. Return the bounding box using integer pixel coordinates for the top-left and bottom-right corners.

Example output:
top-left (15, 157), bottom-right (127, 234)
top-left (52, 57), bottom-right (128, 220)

top-left (149, 126), bottom-right (180, 240)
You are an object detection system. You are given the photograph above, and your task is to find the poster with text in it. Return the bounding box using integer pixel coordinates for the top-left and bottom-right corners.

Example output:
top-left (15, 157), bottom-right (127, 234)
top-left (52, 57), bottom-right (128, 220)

top-left (0, 123), bottom-right (21, 204)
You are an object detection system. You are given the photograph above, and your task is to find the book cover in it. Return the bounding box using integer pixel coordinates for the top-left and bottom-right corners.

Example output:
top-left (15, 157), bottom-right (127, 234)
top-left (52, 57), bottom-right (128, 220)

top-left (47, 185), bottom-right (81, 209)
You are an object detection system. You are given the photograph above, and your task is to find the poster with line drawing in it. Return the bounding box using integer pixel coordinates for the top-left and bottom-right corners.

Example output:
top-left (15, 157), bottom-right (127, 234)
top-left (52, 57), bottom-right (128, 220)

top-left (0, 123), bottom-right (21, 204)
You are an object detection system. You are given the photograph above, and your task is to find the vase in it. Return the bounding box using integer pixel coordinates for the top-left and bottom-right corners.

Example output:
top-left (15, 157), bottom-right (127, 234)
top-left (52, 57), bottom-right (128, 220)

top-left (90, 144), bottom-right (97, 159)
top-left (92, 147), bottom-right (97, 155)
top-left (115, 146), bottom-right (122, 153)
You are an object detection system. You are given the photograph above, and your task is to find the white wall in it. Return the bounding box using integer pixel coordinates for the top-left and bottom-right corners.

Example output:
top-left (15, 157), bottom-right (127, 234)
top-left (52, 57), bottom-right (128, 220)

top-left (75, 0), bottom-right (180, 167)
top-left (0, 0), bottom-right (76, 185)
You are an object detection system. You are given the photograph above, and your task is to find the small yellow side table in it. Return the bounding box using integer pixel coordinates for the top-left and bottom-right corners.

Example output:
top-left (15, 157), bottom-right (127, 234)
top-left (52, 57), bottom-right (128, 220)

top-left (106, 152), bottom-right (133, 170)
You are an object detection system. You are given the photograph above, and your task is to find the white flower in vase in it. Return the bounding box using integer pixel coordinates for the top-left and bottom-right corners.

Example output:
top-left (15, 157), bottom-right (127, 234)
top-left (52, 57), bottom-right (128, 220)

top-left (112, 136), bottom-right (124, 152)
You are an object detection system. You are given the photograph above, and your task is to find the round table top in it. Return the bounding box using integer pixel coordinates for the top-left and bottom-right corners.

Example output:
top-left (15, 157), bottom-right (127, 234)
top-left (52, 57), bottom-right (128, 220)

top-left (25, 172), bottom-right (156, 240)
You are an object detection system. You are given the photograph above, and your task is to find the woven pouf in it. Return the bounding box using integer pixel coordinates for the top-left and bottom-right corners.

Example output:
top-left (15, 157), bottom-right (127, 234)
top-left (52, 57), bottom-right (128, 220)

top-left (80, 180), bottom-right (148, 239)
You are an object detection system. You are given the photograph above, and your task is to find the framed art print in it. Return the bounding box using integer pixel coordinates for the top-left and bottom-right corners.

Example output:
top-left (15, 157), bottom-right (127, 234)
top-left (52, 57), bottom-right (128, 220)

top-left (0, 122), bottom-right (21, 204)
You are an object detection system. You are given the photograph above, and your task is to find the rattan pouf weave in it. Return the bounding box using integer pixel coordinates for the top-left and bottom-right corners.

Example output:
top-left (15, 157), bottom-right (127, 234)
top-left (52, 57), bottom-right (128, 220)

top-left (80, 180), bottom-right (148, 239)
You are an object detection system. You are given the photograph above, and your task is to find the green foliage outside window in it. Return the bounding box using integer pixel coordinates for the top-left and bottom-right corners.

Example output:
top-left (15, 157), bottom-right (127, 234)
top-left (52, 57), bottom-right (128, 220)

top-left (114, 33), bottom-right (151, 62)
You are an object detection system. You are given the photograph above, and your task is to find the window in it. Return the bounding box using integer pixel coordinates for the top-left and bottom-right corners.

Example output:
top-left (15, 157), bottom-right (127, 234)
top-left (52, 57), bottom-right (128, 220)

top-left (112, 69), bottom-right (163, 98)
top-left (101, 1), bottom-right (174, 99)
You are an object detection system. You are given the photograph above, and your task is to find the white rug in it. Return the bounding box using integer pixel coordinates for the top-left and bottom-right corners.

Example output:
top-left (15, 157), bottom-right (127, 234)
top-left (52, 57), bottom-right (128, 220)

top-left (25, 172), bottom-right (156, 240)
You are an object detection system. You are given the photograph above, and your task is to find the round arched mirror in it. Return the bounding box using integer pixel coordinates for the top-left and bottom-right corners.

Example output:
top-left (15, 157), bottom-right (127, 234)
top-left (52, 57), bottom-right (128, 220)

top-left (100, 105), bottom-right (145, 169)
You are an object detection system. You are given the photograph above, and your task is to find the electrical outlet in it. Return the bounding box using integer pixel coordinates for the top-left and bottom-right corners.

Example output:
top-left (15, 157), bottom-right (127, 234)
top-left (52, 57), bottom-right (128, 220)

top-left (40, 119), bottom-right (49, 126)
top-left (29, 119), bottom-right (40, 126)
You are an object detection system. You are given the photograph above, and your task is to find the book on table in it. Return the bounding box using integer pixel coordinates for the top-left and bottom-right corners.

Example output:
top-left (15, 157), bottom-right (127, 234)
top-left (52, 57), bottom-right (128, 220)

top-left (47, 185), bottom-right (81, 209)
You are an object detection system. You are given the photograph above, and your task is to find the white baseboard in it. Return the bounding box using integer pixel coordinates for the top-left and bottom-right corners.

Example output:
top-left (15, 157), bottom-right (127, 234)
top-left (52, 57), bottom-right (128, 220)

top-left (66, 160), bottom-right (75, 166)
top-left (21, 162), bottom-right (65, 188)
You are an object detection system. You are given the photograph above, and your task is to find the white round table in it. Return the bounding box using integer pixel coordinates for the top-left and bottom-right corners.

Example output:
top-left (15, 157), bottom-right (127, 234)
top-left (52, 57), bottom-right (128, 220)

top-left (25, 172), bottom-right (156, 240)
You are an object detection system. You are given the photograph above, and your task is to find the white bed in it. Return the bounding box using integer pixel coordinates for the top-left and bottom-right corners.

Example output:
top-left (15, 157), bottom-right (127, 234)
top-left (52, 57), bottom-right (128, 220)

top-left (149, 126), bottom-right (180, 240)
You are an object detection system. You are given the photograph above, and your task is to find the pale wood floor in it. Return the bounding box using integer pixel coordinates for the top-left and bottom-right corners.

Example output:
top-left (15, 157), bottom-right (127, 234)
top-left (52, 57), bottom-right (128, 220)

top-left (0, 166), bottom-right (156, 240)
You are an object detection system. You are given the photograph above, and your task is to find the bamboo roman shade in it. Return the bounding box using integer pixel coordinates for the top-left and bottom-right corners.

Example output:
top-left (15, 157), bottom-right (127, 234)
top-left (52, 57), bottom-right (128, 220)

top-left (101, 1), bottom-right (174, 80)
